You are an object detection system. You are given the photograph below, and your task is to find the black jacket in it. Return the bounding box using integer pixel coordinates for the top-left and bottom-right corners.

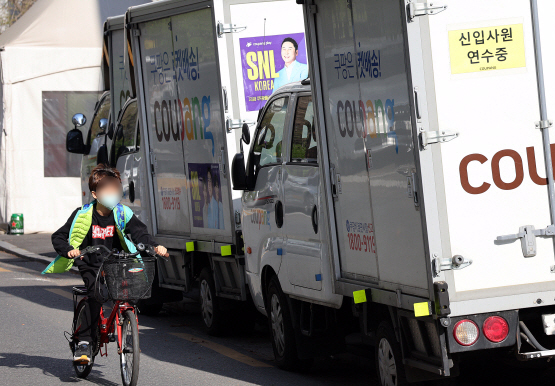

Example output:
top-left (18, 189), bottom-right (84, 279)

top-left (52, 204), bottom-right (157, 268)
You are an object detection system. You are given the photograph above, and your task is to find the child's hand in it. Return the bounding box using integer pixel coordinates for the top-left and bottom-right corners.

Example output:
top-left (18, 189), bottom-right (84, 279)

top-left (67, 249), bottom-right (81, 259)
top-left (155, 245), bottom-right (168, 257)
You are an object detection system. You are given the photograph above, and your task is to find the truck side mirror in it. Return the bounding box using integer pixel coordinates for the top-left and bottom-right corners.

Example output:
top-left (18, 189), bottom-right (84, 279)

top-left (241, 123), bottom-right (250, 145)
top-left (72, 113), bottom-right (86, 127)
top-left (107, 122), bottom-right (114, 140)
top-left (99, 118), bottom-right (108, 133)
top-left (232, 153), bottom-right (248, 190)
top-left (66, 129), bottom-right (86, 154)
top-left (97, 144), bottom-right (109, 165)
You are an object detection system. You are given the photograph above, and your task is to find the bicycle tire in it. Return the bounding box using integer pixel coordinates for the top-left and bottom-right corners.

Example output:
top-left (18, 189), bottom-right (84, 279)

top-left (119, 310), bottom-right (140, 386)
top-left (72, 301), bottom-right (94, 378)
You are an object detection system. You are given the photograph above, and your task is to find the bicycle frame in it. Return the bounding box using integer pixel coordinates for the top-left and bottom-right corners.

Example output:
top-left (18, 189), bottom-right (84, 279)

top-left (72, 290), bottom-right (138, 358)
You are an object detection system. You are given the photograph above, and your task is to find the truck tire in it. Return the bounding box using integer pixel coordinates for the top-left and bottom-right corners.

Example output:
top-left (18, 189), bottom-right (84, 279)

top-left (199, 268), bottom-right (224, 336)
top-left (266, 275), bottom-right (312, 371)
top-left (375, 321), bottom-right (407, 386)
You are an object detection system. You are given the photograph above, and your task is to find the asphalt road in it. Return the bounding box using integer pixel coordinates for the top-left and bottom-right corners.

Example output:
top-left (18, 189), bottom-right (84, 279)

top-left (1, 251), bottom-right (555, 386)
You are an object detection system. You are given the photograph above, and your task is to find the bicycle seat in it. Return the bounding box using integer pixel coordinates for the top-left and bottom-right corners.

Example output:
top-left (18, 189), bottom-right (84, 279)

top-left (72, 286), bottom-right (88, 295)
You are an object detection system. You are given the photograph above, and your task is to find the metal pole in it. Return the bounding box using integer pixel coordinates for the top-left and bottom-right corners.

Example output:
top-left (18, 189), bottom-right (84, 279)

top-left (530, 0), bottom-right (555, 230)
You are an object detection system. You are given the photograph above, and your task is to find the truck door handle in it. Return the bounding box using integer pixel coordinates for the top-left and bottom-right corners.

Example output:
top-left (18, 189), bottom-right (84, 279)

top-left (311, 205), bottom-right (318, 234)
top-left (275, 201), bottom-right (284, 228)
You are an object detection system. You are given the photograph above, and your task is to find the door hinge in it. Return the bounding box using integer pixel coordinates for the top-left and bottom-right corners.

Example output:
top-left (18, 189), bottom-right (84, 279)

top-left (419, 130), bottom-right (459, 149)
top-left (433, 255), bottom-right (472, 277)
top-left (497, 225), bottom-right (555, 259)
top-left (408, 1), bottom-right (447, 21)
top-left (226, 118), bottom-right (256, 133)
top-left (216, 21), bottom-right (246, 38)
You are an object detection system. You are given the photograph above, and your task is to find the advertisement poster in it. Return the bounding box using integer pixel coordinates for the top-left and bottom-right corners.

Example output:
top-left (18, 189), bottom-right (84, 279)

top-left (189, 163), bottom-right (225, 230)
top-left (240, 32), bottom-right (307, 112)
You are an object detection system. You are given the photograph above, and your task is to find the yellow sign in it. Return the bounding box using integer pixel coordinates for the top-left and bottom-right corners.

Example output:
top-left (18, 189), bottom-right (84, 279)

top-left (448, 23), bottom-right (526, 74)
top-left (414, 302), bottom-right (431, 317)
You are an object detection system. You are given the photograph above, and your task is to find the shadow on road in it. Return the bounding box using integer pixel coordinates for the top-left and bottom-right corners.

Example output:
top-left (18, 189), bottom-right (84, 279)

top-left (0, 352), bottom-right (118, 385)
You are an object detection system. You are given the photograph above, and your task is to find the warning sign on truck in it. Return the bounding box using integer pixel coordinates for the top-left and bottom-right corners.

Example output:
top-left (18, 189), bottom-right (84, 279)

top-left (448, 23), bottom-right (526, 74)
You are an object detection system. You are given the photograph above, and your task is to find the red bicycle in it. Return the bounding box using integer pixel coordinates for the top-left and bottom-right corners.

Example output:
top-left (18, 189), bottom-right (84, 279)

top-left (67, 243), bottom-right (167, 386)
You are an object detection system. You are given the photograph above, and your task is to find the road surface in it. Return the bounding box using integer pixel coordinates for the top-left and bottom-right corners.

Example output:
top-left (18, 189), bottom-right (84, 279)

top-left (1, 251), bottom-right (554, 385)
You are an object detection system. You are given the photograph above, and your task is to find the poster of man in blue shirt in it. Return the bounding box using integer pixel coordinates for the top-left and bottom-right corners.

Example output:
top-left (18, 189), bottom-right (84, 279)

top-left (272, 37), bottom-right (308, 93)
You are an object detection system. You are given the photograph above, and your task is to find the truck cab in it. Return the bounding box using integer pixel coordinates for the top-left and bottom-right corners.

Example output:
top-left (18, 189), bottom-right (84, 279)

top-left (237, 81), bottom-right (341, 316)
top-left (66, 91), bottom-right (111, 203)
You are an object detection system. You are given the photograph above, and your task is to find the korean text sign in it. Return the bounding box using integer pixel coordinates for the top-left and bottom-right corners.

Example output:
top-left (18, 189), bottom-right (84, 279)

top-left (448, 23), bottom-right (526, 74)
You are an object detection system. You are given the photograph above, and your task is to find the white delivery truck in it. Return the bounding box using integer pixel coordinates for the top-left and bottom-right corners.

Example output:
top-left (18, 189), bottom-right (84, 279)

top-left (230, 0), bottom-right (555, 383)
top-left (123, 0), bottom-right (306, 333)
top-left (66, 15), bottom-right (134, 204)
top-left (66, 15), bottom-right (184, 314)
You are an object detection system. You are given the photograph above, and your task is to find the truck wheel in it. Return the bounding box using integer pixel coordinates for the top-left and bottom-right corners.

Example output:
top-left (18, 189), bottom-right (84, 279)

top-left (375, 321), bottom-right (407, 386)
top-left (199, 268), bottom-right (223, 336)
top-left (266, 276), bottom-right (312, 371)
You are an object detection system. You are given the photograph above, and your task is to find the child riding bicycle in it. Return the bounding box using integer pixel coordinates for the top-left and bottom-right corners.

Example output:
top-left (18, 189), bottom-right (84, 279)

top-left (44, 164), bottom-right (167, 364)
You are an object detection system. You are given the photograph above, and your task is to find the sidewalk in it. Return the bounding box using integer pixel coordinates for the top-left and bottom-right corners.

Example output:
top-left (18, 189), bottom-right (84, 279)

top-left (0, 233), bottom-right (77, 272)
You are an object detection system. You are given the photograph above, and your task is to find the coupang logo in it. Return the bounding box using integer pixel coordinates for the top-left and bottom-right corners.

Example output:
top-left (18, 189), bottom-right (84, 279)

top-left (336, 98), bottom-right (397, 153)
top-left (459, 145), bottom-right (555, 194)
top-left (153, 97), bottom-right (214, 156)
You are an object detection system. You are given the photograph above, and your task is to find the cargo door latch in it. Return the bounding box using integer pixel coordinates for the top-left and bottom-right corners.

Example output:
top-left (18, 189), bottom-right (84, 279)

top-left (496, 224), bottom-right (555, 259)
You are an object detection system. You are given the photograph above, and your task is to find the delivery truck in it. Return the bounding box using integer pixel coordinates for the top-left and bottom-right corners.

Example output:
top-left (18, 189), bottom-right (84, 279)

top-left (66, 14), bottom-right (183, 314)
top-left (66, 15), bottom-right (134, 205)
top-left (229, 0), bottom-right (555, 383)
top-left (120, 0), bottom-right (306, 333)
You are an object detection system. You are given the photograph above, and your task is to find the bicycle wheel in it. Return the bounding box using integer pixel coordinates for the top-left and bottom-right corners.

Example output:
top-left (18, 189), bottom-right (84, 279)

top-left (119, 310), bottom-right (140, 386)
top-left (72, 301), bottom-right (94, 378)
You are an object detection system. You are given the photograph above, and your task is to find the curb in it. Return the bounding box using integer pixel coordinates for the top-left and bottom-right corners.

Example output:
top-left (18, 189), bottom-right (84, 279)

top-left (0, 240), bottom-right (79, 274)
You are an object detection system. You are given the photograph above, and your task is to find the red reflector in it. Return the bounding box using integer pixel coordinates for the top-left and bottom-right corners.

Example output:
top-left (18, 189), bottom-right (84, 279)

top-left (483, 316), bottom-right (509, 343)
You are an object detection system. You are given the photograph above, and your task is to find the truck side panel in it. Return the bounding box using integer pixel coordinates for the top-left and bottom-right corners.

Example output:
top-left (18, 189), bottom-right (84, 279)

top-left (424, 0), bottom-right (555, 306)
top-left (310, 0), bottom-right (428, 291)
top-left (136, 4), bottom-right (233, 242)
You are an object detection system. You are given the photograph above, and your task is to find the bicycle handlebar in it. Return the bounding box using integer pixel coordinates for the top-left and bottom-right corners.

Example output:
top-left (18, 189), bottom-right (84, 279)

top-left (73, 243), bottom-right (168, 261)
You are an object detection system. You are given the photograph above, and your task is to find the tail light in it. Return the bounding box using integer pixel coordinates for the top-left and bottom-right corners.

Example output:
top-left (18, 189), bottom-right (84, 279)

top-left (483, 316), bottom-right (509, 343)
top-left (453, 319), bottom-right (479, 346)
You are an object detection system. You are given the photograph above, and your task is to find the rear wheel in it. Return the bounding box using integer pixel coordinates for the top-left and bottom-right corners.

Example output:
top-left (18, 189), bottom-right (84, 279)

top-left (72, 301), bottom-right (94, 379)
top-left (266, 275), bottom-right (312, 371)
top-left (199, 268), bottom-right (224, 336)
top-left (375, 320), bottom-right (407, 386)
top-left (120, 310), bottom-right (140, 386)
